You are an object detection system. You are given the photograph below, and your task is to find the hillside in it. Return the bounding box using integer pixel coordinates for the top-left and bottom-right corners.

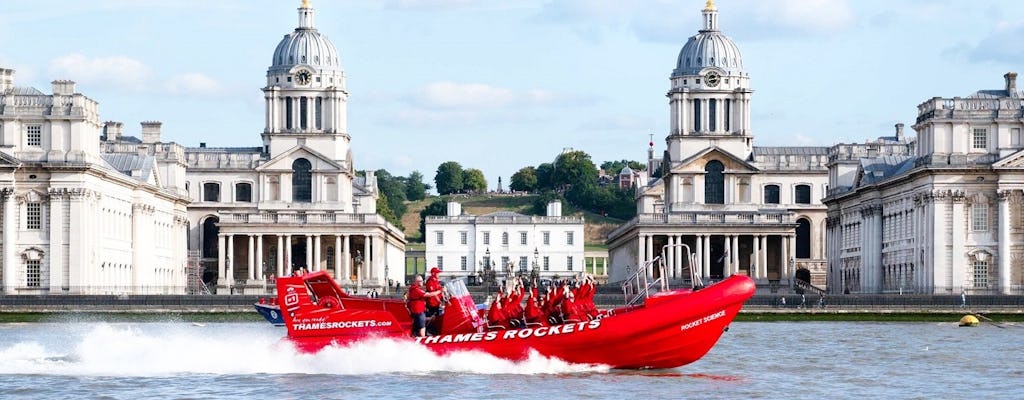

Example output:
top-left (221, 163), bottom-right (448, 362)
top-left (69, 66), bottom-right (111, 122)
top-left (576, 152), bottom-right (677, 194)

top-left (400, 194), bottom-right (623, 246)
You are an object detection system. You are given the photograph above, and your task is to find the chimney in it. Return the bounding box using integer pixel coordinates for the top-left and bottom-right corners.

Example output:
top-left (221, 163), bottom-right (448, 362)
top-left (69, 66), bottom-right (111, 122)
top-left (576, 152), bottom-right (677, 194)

top-left (0, 68), bottom-right (13, 92)
top-left (51, 80), bottom-right (76, 96)
top-left (1005, 72), bottom-right (1017, 92)
top-left (103, 121), bottom-right (124, 142)
top-left (446, 201), bottom-right (462, 217)
top-left (546, 201), bottom-right (562, 217)
top-left (140, 121), bottom-right (162, 144)
top-left (895, 123), bottom-right (904, 140)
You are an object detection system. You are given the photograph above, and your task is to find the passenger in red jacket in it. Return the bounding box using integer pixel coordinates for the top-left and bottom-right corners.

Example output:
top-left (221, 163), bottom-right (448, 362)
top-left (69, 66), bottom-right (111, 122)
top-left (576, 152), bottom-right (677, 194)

top-left (487, 292), bottom-right (508, 329)
top-left (425, 267), bottom-right (445, 318)
top-left (560, 287), bottom-right (585, 323)
top-left (407, 275), bottom-right (442, 337)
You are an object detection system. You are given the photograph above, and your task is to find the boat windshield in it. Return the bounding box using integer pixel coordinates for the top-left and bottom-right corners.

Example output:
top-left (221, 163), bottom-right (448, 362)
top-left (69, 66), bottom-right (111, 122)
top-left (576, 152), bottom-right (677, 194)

top-left (443, 278), bottom-right (470, 297)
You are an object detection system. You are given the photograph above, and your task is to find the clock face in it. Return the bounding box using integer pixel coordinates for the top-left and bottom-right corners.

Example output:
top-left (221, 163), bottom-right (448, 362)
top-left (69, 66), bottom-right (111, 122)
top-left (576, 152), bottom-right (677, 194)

top-left (705, 71), bottom-right (721, 87)
top-left (296, 70), bottom-right (312, 85)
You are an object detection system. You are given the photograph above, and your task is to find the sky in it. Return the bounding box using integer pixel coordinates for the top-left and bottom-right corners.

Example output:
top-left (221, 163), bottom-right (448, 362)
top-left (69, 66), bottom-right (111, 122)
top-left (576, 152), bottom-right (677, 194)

top-left (3, 0), bottom-right (1024, 189)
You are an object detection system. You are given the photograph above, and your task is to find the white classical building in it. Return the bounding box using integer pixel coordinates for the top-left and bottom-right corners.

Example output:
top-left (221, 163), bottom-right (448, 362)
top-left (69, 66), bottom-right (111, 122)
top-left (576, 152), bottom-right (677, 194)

top-left (824, 73), bottom-right (1024, 295)
top-left (1, 1), bottom-right (404, 295)
top-left (425, 201), bottom-right (587, 282)
top-left (0, 70), bottom-right (191, 294)
top-left (607, 1), bottom-right (828, 289)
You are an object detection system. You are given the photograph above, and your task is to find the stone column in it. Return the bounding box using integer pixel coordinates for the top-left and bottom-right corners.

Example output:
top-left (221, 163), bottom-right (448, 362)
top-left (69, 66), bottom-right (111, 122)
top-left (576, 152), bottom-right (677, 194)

top-left (951, 194), bottom-right (965, 292)
top-left (343, 235), bottom-right (351, 282)
top-left (1, 189), bottom-right (15, 294)
top-left (335, 235), bottom-right (342, 279)
top-left (48, 190), bottom-right (65, 293)
top-left (276, 235), bottom-right (284, 278)
top-left (217, 234), bottom-right (226, 281)
top-left (723, 235), bottom-right (732, 278)
top-left (998, 191), bottom-right (1011, 295)
top-left (752, 235), bottom-right (760, 280)
top-left (306, 235), bottom-right (313, 270)
top-left (636, 234), bottom-right (644, 272)
top-left (363, 235), bottom-right (371, 282)
top-left (256, 234), bottom-right (264, 280)
top-left (781, 235), bottom-right (789, 282)
top-left (247, 234), bottom-right (255, 280)
top-left (284, 234), bottom-right (292, 273)
top-left (666, 235), bottom-right (675, 279)
top-left (313, 234), bottom-right (321, 272)
top-left (226, 234), bottom-right (234, 284)
top-left (703, 234), bottom-right (711, 279)
top-left (732, 235), bottom-right (740, 277)
top-left (695, 235), bottom-right (703, 279)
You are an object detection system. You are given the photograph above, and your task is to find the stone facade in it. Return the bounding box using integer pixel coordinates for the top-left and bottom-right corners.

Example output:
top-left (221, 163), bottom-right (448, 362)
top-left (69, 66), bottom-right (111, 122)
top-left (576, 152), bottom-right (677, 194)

top-left (607, 2), bottom-right (827, 290)
top-left (825, 73), bottom-right (1024, 295)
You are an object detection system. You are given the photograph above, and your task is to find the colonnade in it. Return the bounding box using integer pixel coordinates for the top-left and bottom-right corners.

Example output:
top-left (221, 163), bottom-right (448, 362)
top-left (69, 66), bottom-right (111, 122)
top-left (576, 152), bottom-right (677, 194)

top-left (216, 233), bottom-right (381, 287)
top-left (636, 233), bottom-right (796, 281)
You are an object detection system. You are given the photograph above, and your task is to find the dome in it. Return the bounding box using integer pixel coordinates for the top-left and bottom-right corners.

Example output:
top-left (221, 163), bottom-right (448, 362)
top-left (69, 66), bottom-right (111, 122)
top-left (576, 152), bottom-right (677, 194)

top-left (672, 2), bottom-right (744, 77)
top-left (269, 3), bottom-right (342, 74)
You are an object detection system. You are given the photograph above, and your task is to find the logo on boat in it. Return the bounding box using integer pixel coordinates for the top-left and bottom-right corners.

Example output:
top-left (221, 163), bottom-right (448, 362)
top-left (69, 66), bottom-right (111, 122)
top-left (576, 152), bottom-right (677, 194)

top-left (679, 309), bottom-right (727, 331)
top-left (284, 287), bottom-right (299, 308)
top-left (414, 320), bottom-right (602, 345)
top-left (293, 320), bottom-right (393, 331)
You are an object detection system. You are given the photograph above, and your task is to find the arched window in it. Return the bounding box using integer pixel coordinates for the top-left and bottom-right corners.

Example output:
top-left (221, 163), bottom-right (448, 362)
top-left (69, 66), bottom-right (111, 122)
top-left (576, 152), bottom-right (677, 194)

top-left (764, 184), bottom-right (780, 204)
top-left (796, 218), bottom-right (811, 258)
top-left (203, 182), bottom-right (220, 202)
top-left (795, 184), bottom-right (812, 204)
top-left (201, 217), bottom-right (219, 258)
top-left (235, 182), bottom-right (252, 203)
top-left (704, 160), bottom-right (724, 204)
top-left (293, 158), bottom-right (312, 203)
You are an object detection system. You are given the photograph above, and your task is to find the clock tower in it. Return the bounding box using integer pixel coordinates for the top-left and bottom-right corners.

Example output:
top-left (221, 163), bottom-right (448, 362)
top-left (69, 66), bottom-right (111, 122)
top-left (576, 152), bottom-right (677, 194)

top-left (262, 0), bottom-right (350, 162)
top-left (665, 0), bottom-right (752, 163)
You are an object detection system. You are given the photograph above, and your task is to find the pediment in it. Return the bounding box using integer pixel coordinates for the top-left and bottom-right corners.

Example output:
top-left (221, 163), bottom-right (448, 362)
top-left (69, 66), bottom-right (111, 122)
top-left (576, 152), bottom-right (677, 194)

top-left (257, 145), bottom-right (345, 172)
top-left (0, 151), bottom-right (21, 168)
top-left (993, 148), bottom-right (1024, 168)
top-left (670, 146), bottom-right (759, 174)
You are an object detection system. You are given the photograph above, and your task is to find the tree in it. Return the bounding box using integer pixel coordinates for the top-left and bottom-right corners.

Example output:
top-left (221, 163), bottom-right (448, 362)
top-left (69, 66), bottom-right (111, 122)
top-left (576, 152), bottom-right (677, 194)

top-left (404, 170), bottom-right (428, 201)
top-left (536, 162), bottom-right (555, 191)
top-left (600, 159), bottom-right (645, 175)
top-left (375, 192), bottom-right (403, 230)
top-left (434, 161), bottom-right (464, 195)
top-left (510, 166), bottom-right (538, 192)
top-left (418, 198), bottom-right (448, 242)
top-left (552, 150), bottom-right (598, 189)
top-left (463, 168), bottom-right (488, 193)
top-left (532, 191), bottom-right (563, 215)
top-left (373, 169), bottom-right (407, 219)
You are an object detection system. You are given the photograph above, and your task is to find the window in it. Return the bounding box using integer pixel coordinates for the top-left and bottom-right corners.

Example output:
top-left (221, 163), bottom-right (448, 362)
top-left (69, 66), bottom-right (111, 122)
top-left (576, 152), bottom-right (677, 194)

top-left (764, 184), bottom-right (780, 204)
top-left (483, 255), bottom-right (491, 269)
top-left (795, 184), bottom-right (811, 204)
top-left (972, 128), bottom-right (987, 150)
top-left (502, 232), bottom-right (509, 245)
top-left (709, 99), bottom-right (717, 132)
top-left (973, 260), bottom-right (988, 288)
top-left (436, 256), bottom-right (444, 269)
top-left (26, 259), bottom-right (41, 287)
top-left (26, 125), bottom-right (41, 146)
top-left (26, 202), bottom-right (41, 230)
top-left (203, 182), bottom-right (221, 202)
top-left (566, 232), bottom-right (574, 245)
top-left (300, 97), bottom-right (308, 130)
top-left (543, 256), bottom-right (550, 271)
top-left (973, 203), bottom-right (989, 231)
top-left (724, 99), bottom-right (731, 131)
top-left (326, 247), bottom-right (334, 268)
top-left (436, 231), bottom-right (444, 245)
top-left (693, 100), bottom-right (702, 132)
top-left (235, 183), bottom-right (252, 202)
top-left (292, 158), bottom-right (312, 203)
top-left (482, 231), bottom-right (490, 245)
top-left (460, 256), bottom-right (468, 271)
top-left (567, 256), bottom-right (574, 271)
top-left (704, 160), bottom-right (724, 204)
top-left (501, 256), bottom-right (510, 270)
top-left (520, 232), bottom-right (528, 245)
top-left (519, 256), bottom-right (528, 272)
top-left (460, 231), bottom-right (467, 245)
top-left (796, 218), bottom-right (811, 258)
top-left (543, 231), bottom-right (550, 245)
top-left (315, 97), bottom-right (323, 130)
top-left (285, 98), bottom-right (293, 130)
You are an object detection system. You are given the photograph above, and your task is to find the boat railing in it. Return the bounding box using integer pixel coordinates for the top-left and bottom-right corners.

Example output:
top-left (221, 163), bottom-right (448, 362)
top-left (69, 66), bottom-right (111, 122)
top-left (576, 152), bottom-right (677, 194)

top-left (622, 256), bottom-right (666, 306)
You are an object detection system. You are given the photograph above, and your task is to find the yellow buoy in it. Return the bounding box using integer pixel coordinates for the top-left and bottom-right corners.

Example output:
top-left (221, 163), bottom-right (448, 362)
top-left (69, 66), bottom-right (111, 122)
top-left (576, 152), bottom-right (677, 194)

top-left (959, 315), bottom-right (980, 327)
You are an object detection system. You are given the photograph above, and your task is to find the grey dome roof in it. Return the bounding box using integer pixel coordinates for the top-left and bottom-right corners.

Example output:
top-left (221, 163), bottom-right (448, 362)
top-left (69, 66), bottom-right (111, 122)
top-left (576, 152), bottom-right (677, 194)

top-left (269, 6), bottom-right (342, 73)
top-left (672, 4), bottom-right (744, 77)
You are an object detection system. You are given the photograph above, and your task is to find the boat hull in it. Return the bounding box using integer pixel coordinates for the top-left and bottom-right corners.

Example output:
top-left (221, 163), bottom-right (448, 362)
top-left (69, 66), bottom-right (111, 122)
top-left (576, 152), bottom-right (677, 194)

top-left (277, 273), bottom-right (755, 369)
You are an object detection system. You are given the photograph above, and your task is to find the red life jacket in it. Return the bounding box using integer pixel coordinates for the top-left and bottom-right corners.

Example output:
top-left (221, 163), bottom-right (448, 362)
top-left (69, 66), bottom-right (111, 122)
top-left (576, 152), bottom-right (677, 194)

top-left (425, 276), bottom-right (443, 307)
top-left (407, 283), bottom-right (427, 314)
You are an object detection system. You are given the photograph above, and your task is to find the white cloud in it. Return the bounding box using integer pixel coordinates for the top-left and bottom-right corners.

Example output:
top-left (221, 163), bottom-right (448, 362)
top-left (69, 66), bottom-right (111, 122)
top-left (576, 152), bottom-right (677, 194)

top-left (411, 81), bottom-right (590, 109)
top-left (47, 53), bottom-right (151, 91)
top-left (165, 72), bottom-right (224, 96)
top-left (384, 0), bottom-right (476, 10)
top-left (766, 0), bottom-right (855, 34)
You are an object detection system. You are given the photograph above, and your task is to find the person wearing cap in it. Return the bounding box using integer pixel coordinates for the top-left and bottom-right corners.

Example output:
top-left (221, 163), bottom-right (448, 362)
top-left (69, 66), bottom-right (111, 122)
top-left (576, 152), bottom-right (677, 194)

top-left (407, 275), bottom-right (442, 337)
top-left (425, 267), bottom-right (445, 319)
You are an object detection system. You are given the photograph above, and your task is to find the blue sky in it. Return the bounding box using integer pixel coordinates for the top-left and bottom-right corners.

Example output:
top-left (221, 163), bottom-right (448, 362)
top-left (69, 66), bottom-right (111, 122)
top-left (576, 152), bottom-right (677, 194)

top-left (3, 0), bottom-right (1024, 189)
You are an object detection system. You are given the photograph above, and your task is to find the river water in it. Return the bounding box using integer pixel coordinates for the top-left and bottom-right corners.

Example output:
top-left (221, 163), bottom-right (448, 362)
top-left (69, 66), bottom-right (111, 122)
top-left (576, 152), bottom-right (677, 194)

top-left (0, 318), bottom-right (1019, 399)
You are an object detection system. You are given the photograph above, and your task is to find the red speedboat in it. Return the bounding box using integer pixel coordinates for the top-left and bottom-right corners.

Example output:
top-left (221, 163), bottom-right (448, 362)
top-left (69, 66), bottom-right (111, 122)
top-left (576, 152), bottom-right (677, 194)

top-left (276, 256), bottom-right (754, 369)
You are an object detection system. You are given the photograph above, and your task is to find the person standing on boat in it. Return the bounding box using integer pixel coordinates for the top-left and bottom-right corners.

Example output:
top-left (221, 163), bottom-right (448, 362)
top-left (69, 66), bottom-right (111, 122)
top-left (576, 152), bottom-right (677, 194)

top-left (407, 275), bottom-right (443, 337)
top-left (425, 267), bottom-right (445, 318)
